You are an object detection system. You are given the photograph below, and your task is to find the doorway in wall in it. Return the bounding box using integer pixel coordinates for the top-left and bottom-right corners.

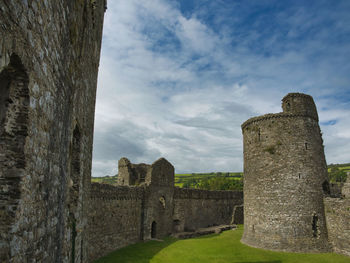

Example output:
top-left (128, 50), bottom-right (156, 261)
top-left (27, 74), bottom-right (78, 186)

top-left (151, 221), bottom-right (157, 239)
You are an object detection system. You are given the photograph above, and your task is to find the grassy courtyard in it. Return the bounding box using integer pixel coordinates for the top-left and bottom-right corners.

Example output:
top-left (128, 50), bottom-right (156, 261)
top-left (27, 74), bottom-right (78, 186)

top-left (94, 226), bottom-right (349, 263)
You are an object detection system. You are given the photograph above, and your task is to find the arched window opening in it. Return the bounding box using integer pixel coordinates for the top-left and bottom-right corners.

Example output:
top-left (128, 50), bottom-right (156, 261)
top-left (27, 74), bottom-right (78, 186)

top-left (0, 52), bottom-right (29, 257)
top-left (0, 53), bottom-right (29, 165)
top-left (151, 221), bottom-right (157, 239)
top-left (159, 196), bottom-right (166, 209)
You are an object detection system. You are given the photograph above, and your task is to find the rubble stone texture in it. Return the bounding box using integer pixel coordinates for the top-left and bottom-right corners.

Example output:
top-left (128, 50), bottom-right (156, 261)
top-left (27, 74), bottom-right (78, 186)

top-left (324, 196), bottom-right (350, 257)
top-left (341, 173), bottom-right (350, 198)
top-left (323, 173), bottom-right (350, 257)
top-left (241, 93), bottom-right (331, 252)
top-left (0, 1), bottom-right (105, 262)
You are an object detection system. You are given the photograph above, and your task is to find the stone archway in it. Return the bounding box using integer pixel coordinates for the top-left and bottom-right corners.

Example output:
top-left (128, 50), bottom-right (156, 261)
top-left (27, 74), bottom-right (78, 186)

top-left (0, 53), bottom-right (29, 260)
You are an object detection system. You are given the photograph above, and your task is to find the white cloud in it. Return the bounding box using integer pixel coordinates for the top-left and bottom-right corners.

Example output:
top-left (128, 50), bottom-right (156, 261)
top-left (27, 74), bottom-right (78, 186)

top-left (92, 1), bottom-right (350, 177)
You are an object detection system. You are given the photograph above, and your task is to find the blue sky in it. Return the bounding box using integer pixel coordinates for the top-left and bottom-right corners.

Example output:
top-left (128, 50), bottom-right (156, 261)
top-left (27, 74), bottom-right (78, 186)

top-left (92, 0), bottom-right (350, 177)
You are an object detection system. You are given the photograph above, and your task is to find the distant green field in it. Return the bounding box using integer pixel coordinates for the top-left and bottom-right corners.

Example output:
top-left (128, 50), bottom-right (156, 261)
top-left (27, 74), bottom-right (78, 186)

top-left (174, 172), bottom-right (243, 188)
top-left (327, 163), bottom-right (350, 171)
top-left (328, 166), bottom-right (350, 172)
top-left (91, 163), bottom-right (349, 187)
top-left (91, 176), bottom-right (118, 185)
top-left (91, 172), bottom-right (243, 188)
top-left (94, 225), bottom-right (349, 263)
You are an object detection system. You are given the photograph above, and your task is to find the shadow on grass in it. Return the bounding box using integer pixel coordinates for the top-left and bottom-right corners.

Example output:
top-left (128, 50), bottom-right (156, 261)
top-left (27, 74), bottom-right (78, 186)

top-left (94, 237), bottom-right (178, 263)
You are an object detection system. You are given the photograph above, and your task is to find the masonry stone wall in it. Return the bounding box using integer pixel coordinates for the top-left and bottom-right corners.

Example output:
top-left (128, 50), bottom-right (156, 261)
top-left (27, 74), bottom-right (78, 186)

top-left (324, 175), bottom-right (350, 257)
top-left (324, 198), bottom-right (350, 257)
top-left (342, 173), bottom-right (350, 198)
top-left (173, 188), bottom-right (243, 232)
top-left (88, 183), bottom-right (144, 262)
top-left (117, 157), bottom-right (151, 186)
top-left (88, 158), bottom-right (243, 261)
top-left (0, 1), bottom-right (105, 262)
top-left (241, 93), bottom-right (330, 253)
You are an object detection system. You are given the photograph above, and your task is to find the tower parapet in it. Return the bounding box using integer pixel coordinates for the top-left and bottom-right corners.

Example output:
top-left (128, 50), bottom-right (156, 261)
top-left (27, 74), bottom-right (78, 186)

top-left (282, 92), bottom-right (319, 120)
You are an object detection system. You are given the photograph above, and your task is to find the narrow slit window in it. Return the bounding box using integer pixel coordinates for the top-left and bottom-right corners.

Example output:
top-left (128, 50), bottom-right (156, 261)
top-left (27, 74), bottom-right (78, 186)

top-left (312, 214), bottom-right (319, 238)
top-left (286, 102), bottom-right (291, 111)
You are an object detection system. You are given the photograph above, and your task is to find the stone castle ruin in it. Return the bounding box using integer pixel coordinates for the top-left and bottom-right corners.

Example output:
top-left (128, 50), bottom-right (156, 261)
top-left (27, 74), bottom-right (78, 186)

top-left (88, 157), bottom-right (243, 261)
top-left (0, 1), bottom-right (349, 262)
top-left (241, 93), bottom-right (350, 256)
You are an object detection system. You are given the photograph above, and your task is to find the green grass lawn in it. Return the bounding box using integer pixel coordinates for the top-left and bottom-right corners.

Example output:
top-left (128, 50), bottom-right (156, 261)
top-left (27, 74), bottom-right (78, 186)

top-left (94, 226), bottom-right (349, 263)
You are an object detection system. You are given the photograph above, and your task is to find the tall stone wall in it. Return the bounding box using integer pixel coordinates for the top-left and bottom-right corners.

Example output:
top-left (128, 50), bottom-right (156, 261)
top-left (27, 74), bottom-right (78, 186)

top-left (324, 198), bottom-right (350, 257)
top-left (173, 188), bottom-right (243, 232)
top-left (241, 93), bottom-right (330, 253)
top-left (87, 184), bottom-right (243, 261)
top-left (88, 183), bottom-right (144, 262)
top-left (0, 1), bottom-right (105, 262)
top-left (324, 175), bottom-right (350, 257)
top-left (88, 158), bottom-right (243, 261)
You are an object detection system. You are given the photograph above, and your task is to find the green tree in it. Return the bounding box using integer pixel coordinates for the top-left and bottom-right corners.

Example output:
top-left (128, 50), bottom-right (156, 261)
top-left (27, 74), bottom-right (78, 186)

top-left (183, 178), bottom-right (199, 188)
top-left (328, 167), bottom-right (347, 183)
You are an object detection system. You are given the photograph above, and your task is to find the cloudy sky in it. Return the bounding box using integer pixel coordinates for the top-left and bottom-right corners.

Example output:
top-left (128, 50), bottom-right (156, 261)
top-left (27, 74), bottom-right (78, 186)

top-left (92, 0), bottom-right (350, 177)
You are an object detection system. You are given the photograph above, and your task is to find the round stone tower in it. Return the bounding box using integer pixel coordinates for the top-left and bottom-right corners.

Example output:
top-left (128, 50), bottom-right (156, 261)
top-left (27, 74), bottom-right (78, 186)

top-left (241, 93), bottom-right (330, 252)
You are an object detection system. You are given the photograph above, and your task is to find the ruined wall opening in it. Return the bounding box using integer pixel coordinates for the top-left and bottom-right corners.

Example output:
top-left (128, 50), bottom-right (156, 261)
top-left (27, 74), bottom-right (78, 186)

top-left (0, 53), bottom-right (29, 166)
top-left (0, 53), bottom-right (29, 255)
top-left (172, 219), bottom-right (181, 233)
top-left (151, 221), bottom-right (157, 238)
top-left (159, 196), bottom-right (166, 209)
top-left (322, 180), bottom-right (330, 195)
